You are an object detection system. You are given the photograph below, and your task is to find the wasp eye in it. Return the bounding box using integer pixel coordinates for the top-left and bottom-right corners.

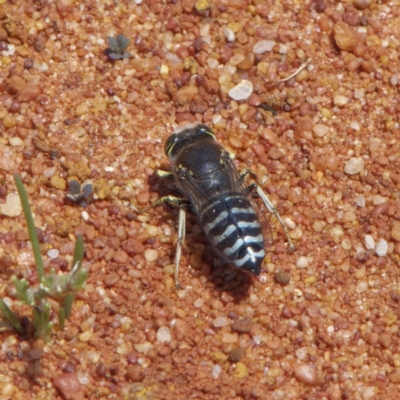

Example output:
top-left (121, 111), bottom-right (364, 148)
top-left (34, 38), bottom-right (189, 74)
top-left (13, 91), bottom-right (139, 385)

top-left (165, 134), bottom-right (178, 158)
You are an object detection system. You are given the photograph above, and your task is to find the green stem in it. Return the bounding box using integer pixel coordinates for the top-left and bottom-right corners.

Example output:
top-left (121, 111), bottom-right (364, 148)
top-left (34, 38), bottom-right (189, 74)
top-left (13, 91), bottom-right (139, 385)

top-left (72, 235), bottom-right (84, 268)
top-left (59, 307), bottom-right (65, 330)
top-left (0, 299), bottom-right (25, 335)
top-left (14, 175), bottom-right (44, 282)
top-left (63, 293), bottom-right (75, 319)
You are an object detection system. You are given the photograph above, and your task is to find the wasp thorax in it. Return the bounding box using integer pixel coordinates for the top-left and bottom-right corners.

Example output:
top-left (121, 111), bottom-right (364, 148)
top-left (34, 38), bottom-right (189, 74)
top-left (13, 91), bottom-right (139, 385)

top-left (165, 123), bottom-right (216, 160)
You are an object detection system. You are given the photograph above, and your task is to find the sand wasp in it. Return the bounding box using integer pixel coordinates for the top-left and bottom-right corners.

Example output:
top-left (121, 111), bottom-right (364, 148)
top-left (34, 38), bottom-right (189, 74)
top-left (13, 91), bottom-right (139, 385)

top-left (152, 124), bottom-right (294, 287)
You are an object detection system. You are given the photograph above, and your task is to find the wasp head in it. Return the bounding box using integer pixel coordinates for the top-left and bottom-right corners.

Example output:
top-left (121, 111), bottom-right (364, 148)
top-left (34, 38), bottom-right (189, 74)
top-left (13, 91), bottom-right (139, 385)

top-left (165, 123), bottom-right (216, 160)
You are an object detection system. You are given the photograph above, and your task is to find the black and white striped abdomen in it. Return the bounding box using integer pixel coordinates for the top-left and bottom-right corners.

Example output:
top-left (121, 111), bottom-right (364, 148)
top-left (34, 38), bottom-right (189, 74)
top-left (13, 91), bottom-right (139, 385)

top-left (198, 192), bottom-right (266, 275)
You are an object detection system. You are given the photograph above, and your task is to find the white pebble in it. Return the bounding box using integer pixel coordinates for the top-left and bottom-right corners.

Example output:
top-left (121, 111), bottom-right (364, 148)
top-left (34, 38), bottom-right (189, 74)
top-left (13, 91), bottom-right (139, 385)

top-left (0, 193), bottom-right (22, 217)
top-left (355, 195), bottom-right (366, 207)
top-left (333, 94), bottom-right (349, 106)
top-left (390, 74), bottom-right (398, 86)
top-left (212, 114), bottom-right (222, 125)
top-left (295, 347), bottom-right (308, 360)
top-left (144, 249), bottom-right (158, 262)
top-left (364, 235), bottom-right (375, 250)
top-left (350, 121), bottom-right (360, 131)
top-left (212, 364), bottom-right (221, 379)
top-left (223, 28), bottom-right (235, 42)
top-left (213, 316), bottom-right (230, 328)
top-left (344, 157), bottom-right (364, 175)
top-left (253, 40), bottom-right (275, 53)
top-left (331, 225), bottom-right (344, 237)
top-left (207, 58), bottom-right (219, 69)
top-left (354, 89), bottom-right (364, 99)
top-left (156, 327), bottom-right (171, 343)
top-left (356, 281), bottom-right (368, 293)
top-left (47, 249), bottom-right (60, 259)
top-left (252, 335), bottom-right (261, 345)
top-left (375, 239), bottom-right (388, 257)
top-left (228, 80), bottom-right (253, 101)
top-left (43, 167), bottom-right (56, 178)
top-left (104, 166), bottom-right (114, 172)
top-left (313, 124), bottom-right (329, 138)
top-left (194, 298), bottom-right (204, 308)
top-left (296, 256), bottom-right (309, 269)
top-left (9, 137), bottom-right (24, 146)
top-left (283, 217), bottom-right (296, 229)
top-left (372, 195), bottom-right (388, 205)
top-left (134, 342), bottom-right (153, 354)
top-left (200, 23), bottom-right (210, 37)
top-left (81, 211), bottom-right (89, 221)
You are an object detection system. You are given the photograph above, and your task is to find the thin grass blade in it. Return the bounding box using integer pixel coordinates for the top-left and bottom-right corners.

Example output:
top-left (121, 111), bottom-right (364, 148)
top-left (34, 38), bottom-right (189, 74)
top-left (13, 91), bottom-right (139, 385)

top-left (14, 175), bottom-right (44, 282)
top-left (59, 307), bottom-right (65, 330)
top-left (63, 293), bottom-right (75, 319)
top-left (0, 299), bottom-right (25, 335)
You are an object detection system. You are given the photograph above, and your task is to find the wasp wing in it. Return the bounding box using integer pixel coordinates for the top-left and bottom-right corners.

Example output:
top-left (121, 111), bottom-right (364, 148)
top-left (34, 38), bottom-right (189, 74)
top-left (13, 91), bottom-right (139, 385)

top-left (176, 152), bottom-right (273, 251)
top-left (223, 154), bottom-right (274, 249)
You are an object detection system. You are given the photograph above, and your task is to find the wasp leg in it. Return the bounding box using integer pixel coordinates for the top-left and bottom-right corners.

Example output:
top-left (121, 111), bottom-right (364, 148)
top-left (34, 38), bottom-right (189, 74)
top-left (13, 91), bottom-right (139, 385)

top-left (253, 184), bottom-right (296, 253)
top-left (152, 195), bottom-right (189, 208)
top-left (147, 195), bottom-right (189, 289)
top-left (141, 195), bottom-right (190, 213)
top-left (156, 170), bottom-right (174, 179)
top-left (239, 169), bottom-right (295, 252)
top-left (175, 207), bottom-right (186, 289)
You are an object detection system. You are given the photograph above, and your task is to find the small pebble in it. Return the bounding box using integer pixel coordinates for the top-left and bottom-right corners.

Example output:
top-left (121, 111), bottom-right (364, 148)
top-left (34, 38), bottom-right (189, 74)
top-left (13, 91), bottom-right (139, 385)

top-left (274, 270), bottom-right (291, 285)
top-left (344, 157), bottom-right (364, 174)
top-left (229, 347), bottom-right (246, 362)
top-left (333, 94), bottom-right (349, 107)
top-left (294, 363), bottom-right (317, 385)
top-left (78, 331), bottom-right (93, 342)
top-left (313, 124), bottom-right (329, 137)
top-left (375, 239), bottom-right (388, 256)
top-left (50, 174), bottom-right (67, 190)
top-left (157, 327), bottom-right (171, 342)
top-left (333, 21), bottom-right (359, 51)
top-left (361, 387), bottom-right (376, 400)
top-left (253, 40), bottom-right (275, 53)
top-left (356, 281), bottom-right (368, 293)
top-left (391, 222), bottom-right (400, 242)
top-left (372, 195), bottom-right (388, 206)
top-left (81, 211), bottom-right (89, 220)
top-left (144, 249), bottom-right (158, 262)
top-left (232, 362), bottom-right (248, 378)
top-left (213, 316), bottom-right (230, 328)
top-left (194, 298), bottom-right (204, 308)
top-left (2, 383), bottom-right (15, 396)
top-left (53, 373), bottom-right (82, 400)
top-left (47, 249), bottom-right (60, 259)
top-left (0, 193), bottom-right (22, 217)
top-left (228, 80), bottom-right (253, 101)
top-left (296, 256), bottom-right (309, 269)
top-left (390, 74), bottom-right (398, 86)
top-left (212, 364), bottom-right (221, 379)
top-left (134, 342), bottom-right (153, 354)
top-left (9, 137), bottom-right (24, 146)
top-left (355, 195), bottom-right (366, 207)
top-left (364, 235), bottom-right (375, 250)
top-left (16, 84), bottom-right (41, 102)
top-left (223, 28), bottom-right (235, 42)
top-left (232, 316), bottom-right (252, 333)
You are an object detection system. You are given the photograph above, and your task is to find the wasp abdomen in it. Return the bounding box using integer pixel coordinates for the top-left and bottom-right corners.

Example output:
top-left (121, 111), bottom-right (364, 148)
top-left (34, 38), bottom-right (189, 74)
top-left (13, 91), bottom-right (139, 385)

top-left (199, 192), bottom-right (266, 275)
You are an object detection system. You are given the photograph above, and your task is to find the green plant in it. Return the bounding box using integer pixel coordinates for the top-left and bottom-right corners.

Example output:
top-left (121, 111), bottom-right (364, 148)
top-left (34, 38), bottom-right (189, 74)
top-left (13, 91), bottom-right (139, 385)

top-left (106, 34), bottom-right (131, 60)
top-left (0, 175), bottom-right (88, 342)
